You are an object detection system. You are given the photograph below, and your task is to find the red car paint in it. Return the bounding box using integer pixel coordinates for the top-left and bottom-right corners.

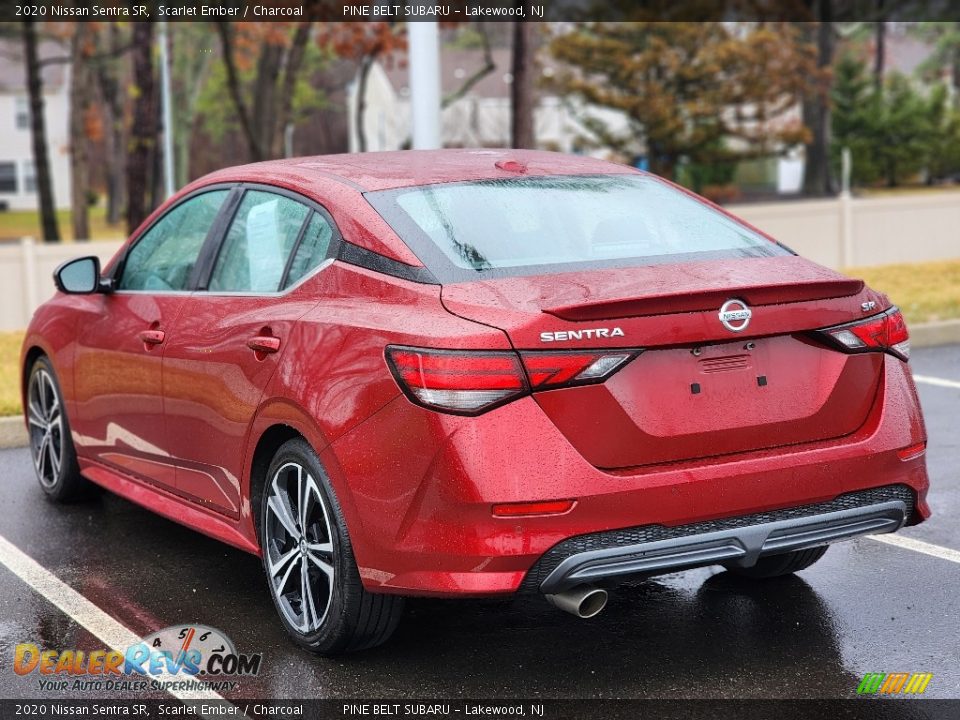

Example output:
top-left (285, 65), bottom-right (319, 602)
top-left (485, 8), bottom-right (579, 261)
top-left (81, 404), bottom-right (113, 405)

top-left (21, 150), bottom-right (929, 597)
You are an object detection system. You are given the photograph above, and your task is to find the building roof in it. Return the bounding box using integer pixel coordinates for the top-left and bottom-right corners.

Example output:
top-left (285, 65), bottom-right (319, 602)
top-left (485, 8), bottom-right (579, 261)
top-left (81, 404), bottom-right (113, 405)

top-left (884, 33), bottom-right (936, 77)
top-left (0, 39), bottom-right (68, 94)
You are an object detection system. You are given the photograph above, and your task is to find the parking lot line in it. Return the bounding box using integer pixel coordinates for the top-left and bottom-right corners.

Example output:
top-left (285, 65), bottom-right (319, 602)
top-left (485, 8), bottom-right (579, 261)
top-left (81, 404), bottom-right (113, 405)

top-left (913, 374), bottom-right (960, 390)
top-left (0, 533), bottom-right (227, 704)
top-left (870, 533), bottom-right (960, 564)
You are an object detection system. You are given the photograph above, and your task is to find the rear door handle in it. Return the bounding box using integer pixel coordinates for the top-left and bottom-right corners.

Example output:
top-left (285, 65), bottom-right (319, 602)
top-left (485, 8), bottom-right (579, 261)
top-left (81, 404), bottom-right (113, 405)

top-left (138, 330), bottom-right (165, 346)
top-left (247, 336), bottom-right (281, 354)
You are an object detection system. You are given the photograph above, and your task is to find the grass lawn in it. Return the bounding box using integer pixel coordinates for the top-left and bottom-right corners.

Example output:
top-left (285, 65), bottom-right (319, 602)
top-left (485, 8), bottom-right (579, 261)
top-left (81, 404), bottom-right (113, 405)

top-left (0, 332), bottom-right (24, 417)
top-left (849, 259), bottom-right (960, 326)
top-left (0, 205), bottom-right (126, 243)
top-left (858, 184), bottom-right (960, 198)
top-left (0, 261), bottom-right (957, 417)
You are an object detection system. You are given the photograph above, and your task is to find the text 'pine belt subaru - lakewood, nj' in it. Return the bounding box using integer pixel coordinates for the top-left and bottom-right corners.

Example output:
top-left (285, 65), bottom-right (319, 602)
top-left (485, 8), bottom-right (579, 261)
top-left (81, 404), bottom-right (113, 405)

top-left (23, 150), bottom-right (928, 654)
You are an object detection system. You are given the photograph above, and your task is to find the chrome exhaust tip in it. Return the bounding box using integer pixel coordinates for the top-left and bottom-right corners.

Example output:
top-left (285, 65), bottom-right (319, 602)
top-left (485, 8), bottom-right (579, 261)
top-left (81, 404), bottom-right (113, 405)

top-left (544, 584), bottom-right (608, 618)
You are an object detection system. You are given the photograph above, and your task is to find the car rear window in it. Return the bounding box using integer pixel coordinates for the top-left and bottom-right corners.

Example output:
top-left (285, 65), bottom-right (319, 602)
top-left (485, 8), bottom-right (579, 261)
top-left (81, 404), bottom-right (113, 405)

top-left (366, 174), bottom-right (791, 282)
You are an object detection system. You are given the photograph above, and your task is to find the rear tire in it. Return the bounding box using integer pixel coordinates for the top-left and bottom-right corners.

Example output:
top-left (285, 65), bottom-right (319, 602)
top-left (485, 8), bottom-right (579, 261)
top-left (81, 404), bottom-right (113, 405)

top-left (26, 356), bottom-right (88, 502)
top-left (258, 437), bottom-right (403, 655)
top-left (728, 546), bottom-right (829, 579)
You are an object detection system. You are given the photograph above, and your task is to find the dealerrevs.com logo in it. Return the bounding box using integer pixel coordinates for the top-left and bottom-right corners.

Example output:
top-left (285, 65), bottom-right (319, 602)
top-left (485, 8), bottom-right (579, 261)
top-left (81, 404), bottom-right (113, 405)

top-left (857, 672), bottom-right (933, 696)
top-left (14, 624), bottom-right (261, 693)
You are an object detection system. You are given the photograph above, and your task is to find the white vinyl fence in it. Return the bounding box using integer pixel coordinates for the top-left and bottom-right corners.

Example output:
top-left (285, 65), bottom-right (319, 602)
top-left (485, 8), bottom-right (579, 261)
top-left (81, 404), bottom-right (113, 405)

top-left (733, 191), bottom-right (960, 269)
top-left (0, 190), bottom-right (957, 331)
top-left (0, 238), bottom-right (124, 332)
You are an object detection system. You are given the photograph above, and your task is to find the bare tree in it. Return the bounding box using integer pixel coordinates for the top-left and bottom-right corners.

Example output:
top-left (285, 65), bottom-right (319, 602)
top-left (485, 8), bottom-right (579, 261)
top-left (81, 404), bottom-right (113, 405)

top-left (95, 22), bottom-right (128, 227)
top-left (272, 21), bottom-right (312, 158)
top-left (216, 22), bottom-right (314, 161)
top-left (510, 20), bottom-right (535, 149)
top-left (126, 21), bottom-right (156, 234)
top-left (874, 1), bottom-right (887, 91)
top-left (69, 23), bottom-right (91, 242)
top-left (22, 20), bottom-right (60, 243)
top-left (168, 24), bottom-right (213, 186)
top-left (442, 23), bottom-right (495, 108)
top-left (802, 2), bottom-right (836, 196)
top-left (215, 22), bottom-right (262, 160)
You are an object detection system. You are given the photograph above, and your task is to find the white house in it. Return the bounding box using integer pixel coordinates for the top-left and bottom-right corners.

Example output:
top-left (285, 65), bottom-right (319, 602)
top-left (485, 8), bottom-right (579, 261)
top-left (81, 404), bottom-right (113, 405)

top-left (347, 47), bottom-right (632, 156)
top-left (0, 40), bottom-right (72, 212)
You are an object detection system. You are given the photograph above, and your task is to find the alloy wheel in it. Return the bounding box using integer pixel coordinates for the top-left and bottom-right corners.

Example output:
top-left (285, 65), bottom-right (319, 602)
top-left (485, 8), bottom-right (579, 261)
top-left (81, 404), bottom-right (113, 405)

top-left (28, 368), bottom-right (63, 488)
top-left (264, 462), bottom-right (336, 634)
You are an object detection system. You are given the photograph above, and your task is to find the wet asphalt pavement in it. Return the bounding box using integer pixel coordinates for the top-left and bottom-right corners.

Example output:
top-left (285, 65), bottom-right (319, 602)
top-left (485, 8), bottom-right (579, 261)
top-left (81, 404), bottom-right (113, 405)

top-left (0, 345), bottom-right (958, 703)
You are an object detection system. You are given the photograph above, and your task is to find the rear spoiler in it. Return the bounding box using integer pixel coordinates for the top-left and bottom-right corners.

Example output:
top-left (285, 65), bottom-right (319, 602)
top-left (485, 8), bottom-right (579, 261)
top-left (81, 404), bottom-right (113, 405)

top-left (543, 279), bottom-right (865, 321)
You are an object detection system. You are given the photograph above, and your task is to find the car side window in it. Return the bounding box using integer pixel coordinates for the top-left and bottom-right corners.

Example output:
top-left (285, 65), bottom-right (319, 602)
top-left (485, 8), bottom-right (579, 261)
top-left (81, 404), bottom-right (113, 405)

top-left (118, 190), bottom-right (228, 291)
top-left (282, 212), bottom-right (335, 290)
top-left (209, 190), bottom-right (309, 293)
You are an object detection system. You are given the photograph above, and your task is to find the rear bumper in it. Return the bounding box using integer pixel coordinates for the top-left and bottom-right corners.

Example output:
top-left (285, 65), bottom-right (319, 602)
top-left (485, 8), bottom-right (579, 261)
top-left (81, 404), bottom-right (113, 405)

top-left (529, 485), bottom-right (912, 593)
top-left (326, 356), bottom-right (928, 597)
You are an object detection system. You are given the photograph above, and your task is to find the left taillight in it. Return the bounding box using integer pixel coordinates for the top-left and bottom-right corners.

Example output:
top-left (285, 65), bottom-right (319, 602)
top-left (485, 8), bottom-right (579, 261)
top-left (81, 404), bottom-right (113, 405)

top-left (385, 346), bottom-right (528, 415)
top-left (385, 346), bottom-right (637, 415)
top-left (816, 307), bottom-right (910, 361)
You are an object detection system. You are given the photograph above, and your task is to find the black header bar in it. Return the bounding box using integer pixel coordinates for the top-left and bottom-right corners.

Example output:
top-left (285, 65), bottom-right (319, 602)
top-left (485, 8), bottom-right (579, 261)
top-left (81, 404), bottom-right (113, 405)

top-left (5, 0), bottom-right (960, 23)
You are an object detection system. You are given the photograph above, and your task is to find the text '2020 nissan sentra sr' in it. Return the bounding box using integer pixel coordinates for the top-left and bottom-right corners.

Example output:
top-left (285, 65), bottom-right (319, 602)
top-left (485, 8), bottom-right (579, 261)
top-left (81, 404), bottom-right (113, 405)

top-left (22, 150), bottom-right (929, 654)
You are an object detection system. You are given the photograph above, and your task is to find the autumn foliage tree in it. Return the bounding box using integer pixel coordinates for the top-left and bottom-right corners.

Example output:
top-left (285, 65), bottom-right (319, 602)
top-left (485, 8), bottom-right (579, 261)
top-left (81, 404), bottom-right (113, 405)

top-left (549, 22), bottom-right (820, 179)
top-left (216, 21), bottom-right (318, 161)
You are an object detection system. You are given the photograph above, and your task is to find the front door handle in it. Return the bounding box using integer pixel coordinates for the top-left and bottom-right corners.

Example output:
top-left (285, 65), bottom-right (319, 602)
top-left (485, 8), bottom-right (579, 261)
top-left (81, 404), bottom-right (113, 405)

top-left (138, 329), bottom-right (165, 346)
top-left (247, 335), bottom-right (281, 355)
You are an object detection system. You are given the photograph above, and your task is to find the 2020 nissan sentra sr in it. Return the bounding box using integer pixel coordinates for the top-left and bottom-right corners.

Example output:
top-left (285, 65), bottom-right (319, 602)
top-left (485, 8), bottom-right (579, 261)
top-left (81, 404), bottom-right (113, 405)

top-left (22, 150), bottom-right (929, 654)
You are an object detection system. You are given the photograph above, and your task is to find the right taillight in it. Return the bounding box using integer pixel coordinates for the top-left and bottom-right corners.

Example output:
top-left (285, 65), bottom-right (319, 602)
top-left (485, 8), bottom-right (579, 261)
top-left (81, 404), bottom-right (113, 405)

top-left (817, 307), bottom-right (910, 361)
top-left (520, 350), bottom-right (636, 389)
top-left (385, 345), bottom-right (638, 415)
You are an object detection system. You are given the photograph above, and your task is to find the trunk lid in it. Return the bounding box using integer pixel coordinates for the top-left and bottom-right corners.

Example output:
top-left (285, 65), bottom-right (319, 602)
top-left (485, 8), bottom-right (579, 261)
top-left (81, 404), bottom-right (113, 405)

top-left (441, 256), bottom-right (886, 469)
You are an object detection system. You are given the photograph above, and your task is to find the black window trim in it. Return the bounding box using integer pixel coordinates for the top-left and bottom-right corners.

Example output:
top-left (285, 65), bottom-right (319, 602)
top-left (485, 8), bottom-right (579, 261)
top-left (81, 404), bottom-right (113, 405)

top-left (197, 182), bottom-right (345, 296)
top-left (113, 181), bottom-right (346, 297)
top-left (278, 210), bottom-right (317, 291)
top-left (336, 241), bottom-right (438, 285)
top-left (190, 186), bottom-right (245, 291)
top-left (111, 183), bottom-right (236, 292)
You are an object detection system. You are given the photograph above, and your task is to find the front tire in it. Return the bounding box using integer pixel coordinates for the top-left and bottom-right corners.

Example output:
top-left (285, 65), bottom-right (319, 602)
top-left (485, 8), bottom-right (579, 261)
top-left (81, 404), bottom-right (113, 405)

top-left (258, 437), bottom-right (403, 655)
top-left (727, 546), bottom-right (829, 579)
top-left (26, 356), bottom-right (87, 502)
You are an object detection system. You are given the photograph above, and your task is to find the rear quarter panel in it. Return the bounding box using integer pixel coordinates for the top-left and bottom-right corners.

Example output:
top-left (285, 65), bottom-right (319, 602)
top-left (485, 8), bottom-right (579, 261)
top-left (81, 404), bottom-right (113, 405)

top-left (241, 261), bottom-right (510, 554)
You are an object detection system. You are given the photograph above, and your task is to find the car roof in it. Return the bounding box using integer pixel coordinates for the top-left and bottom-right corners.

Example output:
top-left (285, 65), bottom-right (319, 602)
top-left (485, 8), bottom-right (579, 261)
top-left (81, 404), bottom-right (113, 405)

top-left (202, 149), bottom-right (638, 193)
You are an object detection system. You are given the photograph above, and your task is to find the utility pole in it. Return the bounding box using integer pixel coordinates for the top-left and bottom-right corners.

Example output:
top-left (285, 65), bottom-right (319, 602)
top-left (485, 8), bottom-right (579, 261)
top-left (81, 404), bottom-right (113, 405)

top-left (158, 21), bottom-right (175, 198)
top-left (840, 146), bottom-right (854, 267)
top-left (408, 21), bottom-right (441, 149)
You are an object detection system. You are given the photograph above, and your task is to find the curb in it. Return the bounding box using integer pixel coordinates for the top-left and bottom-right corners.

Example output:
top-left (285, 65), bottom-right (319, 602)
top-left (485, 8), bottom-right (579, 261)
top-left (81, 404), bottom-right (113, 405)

top-left (0, 320), bottom-right (958, 451)
top-left (0, 416), bottom-right (26, 450)
top-left (909, 319), bottom-right (960, 349)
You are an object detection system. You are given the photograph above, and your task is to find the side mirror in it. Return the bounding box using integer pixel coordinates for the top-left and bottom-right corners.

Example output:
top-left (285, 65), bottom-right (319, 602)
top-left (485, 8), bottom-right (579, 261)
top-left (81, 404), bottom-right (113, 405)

top-left (54, 256), bottom-right (111, 295)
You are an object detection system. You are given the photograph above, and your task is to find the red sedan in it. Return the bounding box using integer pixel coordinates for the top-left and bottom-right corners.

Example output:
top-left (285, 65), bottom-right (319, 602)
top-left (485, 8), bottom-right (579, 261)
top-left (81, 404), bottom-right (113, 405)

top-left (21, 150), bottom-right (929, 654)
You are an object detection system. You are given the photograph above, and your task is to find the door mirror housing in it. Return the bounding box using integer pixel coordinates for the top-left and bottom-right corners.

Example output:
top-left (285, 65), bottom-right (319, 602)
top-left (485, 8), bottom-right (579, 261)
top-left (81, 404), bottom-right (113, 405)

top-left (54, 256), bottom-right (112, 295)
